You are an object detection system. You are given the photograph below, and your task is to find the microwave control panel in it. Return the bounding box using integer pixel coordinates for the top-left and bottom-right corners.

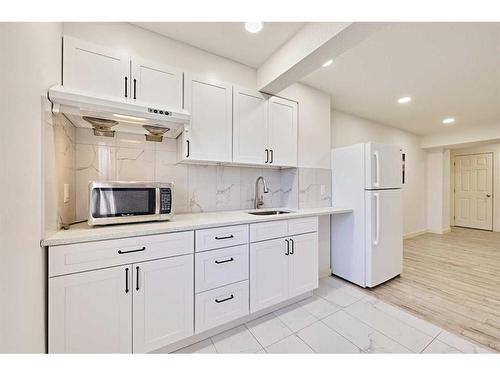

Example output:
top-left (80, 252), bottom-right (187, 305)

top-left (159, 188), bottom-right (172, 214)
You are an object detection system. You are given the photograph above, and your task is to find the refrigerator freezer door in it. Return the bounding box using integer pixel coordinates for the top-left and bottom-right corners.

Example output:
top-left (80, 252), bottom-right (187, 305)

top-left (365, 189), bottom-right (403, 287)
top-left (365, 143), bottom-right (403, 189)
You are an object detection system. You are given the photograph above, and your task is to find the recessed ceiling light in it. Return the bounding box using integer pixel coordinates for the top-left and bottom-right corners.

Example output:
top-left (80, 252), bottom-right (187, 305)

top-left (397, 96), bottom-right (412, 104)
top-left (322, 59), bottom-right (333, 67)
top-left (245, 22), bottom-right (263, 33)
top-left (442, 117), bottom-right (455, 125)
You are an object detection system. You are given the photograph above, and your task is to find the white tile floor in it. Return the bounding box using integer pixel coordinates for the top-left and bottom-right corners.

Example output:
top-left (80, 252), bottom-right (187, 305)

top-left (174, 276), bottom-right (493, 354)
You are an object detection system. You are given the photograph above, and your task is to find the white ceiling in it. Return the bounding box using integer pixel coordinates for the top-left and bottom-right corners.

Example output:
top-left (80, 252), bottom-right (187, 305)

top-left (133, 22), bottom-right (305, 68)
top-left (302, 23), bottom-right (500, 135)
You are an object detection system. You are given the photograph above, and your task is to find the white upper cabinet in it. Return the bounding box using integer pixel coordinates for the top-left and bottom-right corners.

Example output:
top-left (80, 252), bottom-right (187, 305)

top-left (233, 87), bottom-right (269, 165)
top-left (131, 58), bottom-right (183, 107)
top-left (268, 97), bottom-right (298, 167)
top-left (133, 255), bottom-right (194, 353)
top-left (63, 36), bottom-right (183, 107)
top-left (232, 90), bottom-right (298, 168)
top-left (63, 36), bottom-right (130, 99)
top-left (49, 265), bottom-right (132, 353)
top-left (180, 74), bottom-right (233, 163)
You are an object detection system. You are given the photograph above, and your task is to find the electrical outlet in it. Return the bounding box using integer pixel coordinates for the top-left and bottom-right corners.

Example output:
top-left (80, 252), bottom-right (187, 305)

top-left (320, 184), bottom-right (326, 196)
top-left (63, 183), bottom-right (70, 203)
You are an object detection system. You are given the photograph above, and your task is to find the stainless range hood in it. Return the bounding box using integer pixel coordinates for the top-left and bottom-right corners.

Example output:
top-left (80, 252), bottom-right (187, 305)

top-left (48, 85), bottom-right (190, 139)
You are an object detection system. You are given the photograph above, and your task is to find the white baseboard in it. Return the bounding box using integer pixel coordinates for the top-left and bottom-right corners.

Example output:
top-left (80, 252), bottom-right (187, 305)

top-left (427, 227), bottom-right (451, 235)
top-left (403, 230), bottom-right (427, 239)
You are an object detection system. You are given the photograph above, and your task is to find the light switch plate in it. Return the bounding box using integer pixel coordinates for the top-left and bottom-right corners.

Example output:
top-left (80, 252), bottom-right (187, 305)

top-left (320, 184), bottom-right (326, 196)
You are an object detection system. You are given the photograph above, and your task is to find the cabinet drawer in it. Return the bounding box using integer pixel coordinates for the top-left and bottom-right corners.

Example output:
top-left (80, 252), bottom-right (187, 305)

top-left (250, 220), bottom-right (288, 242)
top-left (195, 245), bottom-right (249, 293)
top-left (195, 224), bottom-right (248, 252)
top-left (195, 280), bottom-right (249, 334)
top-left (49, 231), bottom-right (194, 277)
top-left (288, 217), bottom-right (318, 236)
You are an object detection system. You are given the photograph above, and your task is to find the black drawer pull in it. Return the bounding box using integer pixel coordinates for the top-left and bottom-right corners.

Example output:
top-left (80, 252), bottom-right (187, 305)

top-left (118, 246), bottom-right (146, 254)
top-left (215, 294), bottom-right (234, 303)
top-left (285, 239), bottom-right (290, 255)
top-left (215, 235), bottom-right (234, 240)
top-left (124, 76), bottom-right (128, 98)
top-left (290, 238), bottom-right (295, 255)
top-left (135, 266), bottom-right (140, 291)
top-left (215, 257), bottom-right (234, 264)
top-left (125, 268), bottom-right (129, 294)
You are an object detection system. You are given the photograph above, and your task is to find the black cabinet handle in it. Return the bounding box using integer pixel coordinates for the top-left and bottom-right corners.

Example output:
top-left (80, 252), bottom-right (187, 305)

top-left (135, 266), bottom-right (140, 291)
top-left (124, 76), bottom-right (128, 98)
top-left (215, 257), bottom-right (234, 264)
top-left (290, 238), bottom-right (294, 255)
top-left (118, 246), bottom-right (145, 255)
top-left (270, 149), bottom-right (274, 164)
top-left (125, 268), bottom-right (129, 294)
top-left (133, 79), bottom-right (137, 99)
top-left (265, 149), bottom-right (269, 163)
top-left (285, 239), bottom-right (290, 255)
top-left (186, 140), bottom-right (190, 158)
top-left (215, 294), bottom-right (234, 303)
top-left (215, 235), bottom-right (234, 240)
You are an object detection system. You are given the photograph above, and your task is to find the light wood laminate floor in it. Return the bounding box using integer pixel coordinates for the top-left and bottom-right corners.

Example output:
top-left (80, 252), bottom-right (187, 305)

top-left (367, 227), bottom-right (500, 352)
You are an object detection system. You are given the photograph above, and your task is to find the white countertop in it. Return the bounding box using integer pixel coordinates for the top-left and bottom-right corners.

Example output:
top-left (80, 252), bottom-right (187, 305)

top-left (41, 207), bottom-right (352, 247)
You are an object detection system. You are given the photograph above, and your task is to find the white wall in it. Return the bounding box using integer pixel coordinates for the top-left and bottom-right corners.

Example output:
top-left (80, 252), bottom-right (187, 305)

top-left (421, 122), bottom-right (500, 149)
top-left (451, 143), bottom-right (500, 232)
top-left (331, 110), bottom-right (427, 237)
top-left (0, 22), bottom-right (62, 353)
top-left (426, 149), bottom-right (451, 234)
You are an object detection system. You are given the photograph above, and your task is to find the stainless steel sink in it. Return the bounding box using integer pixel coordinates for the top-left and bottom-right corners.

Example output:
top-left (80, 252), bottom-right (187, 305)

top-left (248, 210), bottom-right (292, 216)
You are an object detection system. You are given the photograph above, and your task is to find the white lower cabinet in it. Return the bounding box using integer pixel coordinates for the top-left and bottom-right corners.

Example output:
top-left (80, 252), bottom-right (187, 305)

top-left (288, 233), bottom-right (319, 298)
top-left (250, 238), bottom-right (290, 313)
top-left (133, 255), bottom-right (194, 353)
top-left (250, 231), bottom-right (319, 313)
top-left (195, 280), bottom-right (249, 333)
top-left (49, 265), bottom-right (132, 353)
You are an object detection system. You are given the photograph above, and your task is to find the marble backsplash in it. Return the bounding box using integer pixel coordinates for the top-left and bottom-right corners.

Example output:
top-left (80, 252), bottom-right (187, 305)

top-left (47, 115), bottom-right (332, 226)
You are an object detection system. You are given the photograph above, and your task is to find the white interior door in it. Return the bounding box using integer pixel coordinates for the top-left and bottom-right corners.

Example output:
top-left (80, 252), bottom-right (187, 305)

top-left (63, 36), bottom-right (130, 99)
top-left (49, 265), bottom-right (132, 353)
top-left (131, 58), bottom-right (183, 107)
top-left (133, 255), bottom-right (194, 353)
top-left (454, 153), bottom-right (493, 231)
top-left (268, 96), bottom-right (298, 167)
top-left (365, 143), bottom-right (403, 189)
top-left (365, 189), bottom-right (403, 287)
top-left (233, 87), bottom-right (269, 165)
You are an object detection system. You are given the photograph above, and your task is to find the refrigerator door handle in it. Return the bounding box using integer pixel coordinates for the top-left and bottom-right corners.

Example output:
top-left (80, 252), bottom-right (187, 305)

top-left (373, 192), bottom-right (380, 246)
top-left (373, 151), bottom-right (380, 187)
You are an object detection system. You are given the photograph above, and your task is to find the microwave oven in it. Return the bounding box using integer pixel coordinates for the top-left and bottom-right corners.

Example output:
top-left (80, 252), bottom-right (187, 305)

top-left (88, 181), bottom-right (173, 226)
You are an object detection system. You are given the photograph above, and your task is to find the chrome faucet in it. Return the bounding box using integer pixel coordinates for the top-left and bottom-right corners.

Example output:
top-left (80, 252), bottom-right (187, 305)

top-left (254, 176), bottom-right (269, 209)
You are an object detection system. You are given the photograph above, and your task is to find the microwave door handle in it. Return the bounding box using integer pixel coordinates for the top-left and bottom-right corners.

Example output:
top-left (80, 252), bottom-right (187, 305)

top-left (155, 187), bottom-right (160, 214)
top-left (373, 193), bottom-right (380, 246)
top-left (373, 151), bottom-right (380, 188)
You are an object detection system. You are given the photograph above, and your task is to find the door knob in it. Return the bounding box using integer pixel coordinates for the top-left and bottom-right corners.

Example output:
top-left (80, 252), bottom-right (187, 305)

top-left (486, 194), bottom-right (492, 198)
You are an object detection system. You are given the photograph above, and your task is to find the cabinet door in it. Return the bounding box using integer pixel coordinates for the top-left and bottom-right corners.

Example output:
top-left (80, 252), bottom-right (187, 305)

top-left (289, 232), bottom-right (319, 298)
top-left (49, 265), bottom-right (132, 353)
top-left (131, 58), bottom-right (183, 107)
top-left (268, 96), bottom-right (298, 167)
top-left (183, 74), bottom-right (233, 162)
top-left (250, 238), bottom-right (289, 313)
top-left (233, 87), bottom-right (269, 165)
top-left (63, 36), bottom-right (130, 99)
top-left (133, 255), bottom-right (194, 353)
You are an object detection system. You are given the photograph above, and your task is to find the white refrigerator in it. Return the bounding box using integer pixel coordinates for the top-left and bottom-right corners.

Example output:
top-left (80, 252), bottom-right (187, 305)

top-left (331, 142), bottom-right (404, 288)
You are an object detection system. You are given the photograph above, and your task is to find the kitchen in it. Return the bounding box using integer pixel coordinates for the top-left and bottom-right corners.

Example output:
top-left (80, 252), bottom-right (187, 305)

top-left (1, 7), bottom-right (499, 372)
